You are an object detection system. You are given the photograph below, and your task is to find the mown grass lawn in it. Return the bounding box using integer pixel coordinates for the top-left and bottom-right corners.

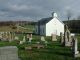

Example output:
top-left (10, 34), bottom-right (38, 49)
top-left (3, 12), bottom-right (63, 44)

top-left (0, 34), bottom-right (80, 60)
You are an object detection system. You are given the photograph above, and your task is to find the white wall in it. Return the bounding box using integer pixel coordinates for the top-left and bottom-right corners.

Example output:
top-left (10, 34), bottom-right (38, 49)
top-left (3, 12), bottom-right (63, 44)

top-left (46, 18), bottom-right (64, 36)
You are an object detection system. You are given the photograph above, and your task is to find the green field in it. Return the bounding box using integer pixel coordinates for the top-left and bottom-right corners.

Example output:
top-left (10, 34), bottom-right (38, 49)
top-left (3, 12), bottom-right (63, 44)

top-left (0, 25), bottom-right (34, 33)
top-left (0, 34), bottom-right (80, 60)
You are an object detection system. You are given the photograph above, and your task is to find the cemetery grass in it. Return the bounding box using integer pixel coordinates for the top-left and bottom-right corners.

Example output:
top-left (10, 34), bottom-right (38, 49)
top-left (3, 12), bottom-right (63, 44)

top-left (0, 34), bottom-right (80, 60)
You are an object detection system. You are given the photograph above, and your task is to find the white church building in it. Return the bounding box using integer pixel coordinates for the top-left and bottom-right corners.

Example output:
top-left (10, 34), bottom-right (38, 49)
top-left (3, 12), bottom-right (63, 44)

top-left (35, 12), bottom-right (64, 36)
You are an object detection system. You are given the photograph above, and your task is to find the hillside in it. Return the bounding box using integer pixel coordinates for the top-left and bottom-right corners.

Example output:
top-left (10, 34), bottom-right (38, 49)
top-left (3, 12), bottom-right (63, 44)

top-left (63, 20), bottom-right (80, 33)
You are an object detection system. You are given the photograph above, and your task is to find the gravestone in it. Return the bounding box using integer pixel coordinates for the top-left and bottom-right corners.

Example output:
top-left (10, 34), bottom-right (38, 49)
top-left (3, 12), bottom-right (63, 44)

top-left (27, 34), bottom-right (32, 43)
top-left (19, 41), bottom-right (24, 44)
top-left (63, 25), bottom-right (72, 46)
top-left (51, 34), bottom-right (57, 41)
top-left (27, 34), bottom-right (29, 40)
top-left (8, 32), bottom-right (12, 42)
top-left (19, 36), bottom-right (26, 44)
top-left (23, 36), bottom-right (26, 42)
top-left (0, 46), bottom-right (19, 60)
top-left (0, 33), bottom-right (2, 40)
top-left (2, 32), bottom-right (8, 41)
top-left (15, 36), bottom-right (19, 40)
top-left (60, 32), bottom-right (64, 43)
top-left (41, 36), bottom-right (45, 41)
top-left (28, 34), bottom-right (32, 43)
top-left (72, 37), bottom-right (80, 57)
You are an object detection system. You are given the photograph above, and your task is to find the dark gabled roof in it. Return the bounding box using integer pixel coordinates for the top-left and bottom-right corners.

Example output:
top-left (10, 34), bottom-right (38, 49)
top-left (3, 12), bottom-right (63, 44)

top-left (36, 16), bottom-right (64, 25)
top-left (38, 17), bottom-right (53, 25)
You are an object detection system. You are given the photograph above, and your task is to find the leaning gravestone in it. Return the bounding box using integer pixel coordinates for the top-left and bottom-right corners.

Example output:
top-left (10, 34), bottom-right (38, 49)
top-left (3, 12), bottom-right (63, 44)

top-left (51, 34), bottom-right (57, 41)
top-left (0, 46), bottom-right (19, 60)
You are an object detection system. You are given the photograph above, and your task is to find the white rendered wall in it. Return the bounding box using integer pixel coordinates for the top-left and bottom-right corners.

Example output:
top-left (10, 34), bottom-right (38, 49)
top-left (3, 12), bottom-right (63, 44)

top-left (46, 18), bottom-right (64, 36)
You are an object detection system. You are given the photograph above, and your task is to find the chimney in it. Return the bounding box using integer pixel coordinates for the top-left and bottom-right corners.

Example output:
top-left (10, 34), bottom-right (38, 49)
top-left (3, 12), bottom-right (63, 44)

top-left (52, 12), bottom-right (57, 18)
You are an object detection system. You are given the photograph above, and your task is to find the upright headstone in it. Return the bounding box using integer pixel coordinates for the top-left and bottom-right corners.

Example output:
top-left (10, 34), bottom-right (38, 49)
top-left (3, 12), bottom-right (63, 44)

top-left (41, 36), bottom-right (45, 41)
top-left (23, 36), bottom-right (26, 42)
top-left (72, 37), bottom-right (80, 57)
top-left (9, 32), bottom-right (15, 41)
top-left (51, 34), bottom-right (57, 41)
top-left (14, 36), bottom-right (19, 40)
top-left (19, 41), bottom-right (24, 44)
top-left (28, 34), bottom-right (32, 43)
top-left (2, 32), bottom-right (7, 41)
top-left (0, 33), bottom-right (2, 40)
top-left (63, 25), bottom-right (72, 46)
top-left (27, 34), bottom-right (29, 40)
top-left (0, 46), bottom-right (19, 60)
top-left (8, 32), bottom-right (12, 42)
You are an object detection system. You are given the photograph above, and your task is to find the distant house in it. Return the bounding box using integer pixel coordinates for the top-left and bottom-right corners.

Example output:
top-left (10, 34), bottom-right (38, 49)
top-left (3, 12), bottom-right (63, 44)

top-left (35, 12), bottom-right (64, 36)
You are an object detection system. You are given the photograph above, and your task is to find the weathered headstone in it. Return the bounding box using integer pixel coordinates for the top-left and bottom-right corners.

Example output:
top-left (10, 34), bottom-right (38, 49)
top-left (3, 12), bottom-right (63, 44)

top-left (19, 41), bottom-right (24, 44)
top-left (0, 33), bottom-right (2, 40)
top-left (51, 34), bottom-right (57, 41)
top-left (8, 32), bottom-right (12, 42)
top-left (15, 36), bottom-right (19, 40)
top-left (0, 46), bottom-right (19, 60)
top-left (41, 36), bottom-right (45, 41)
top-left (2, 32), bottom-right (7, 41)
top-left (19, 36), bottom-right (26, 44)
top-left (63, 25), bottom-right (72, 46)
top-left (23, 36), bottom-right (26, 42)
top-left (72, 37), bottom-right (80, 57)
top-left (28, 34), bottom-right (32, 43)
top-left (27, 34), bottom-right (29, 40)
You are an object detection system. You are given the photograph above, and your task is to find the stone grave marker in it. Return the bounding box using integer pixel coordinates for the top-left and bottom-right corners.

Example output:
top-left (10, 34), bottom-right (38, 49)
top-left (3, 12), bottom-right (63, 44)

top-left (8, 32), bottom-right (12, 42)
top-left (0, 33), bottom-right (2, 40)
top-left (63, 25), bottom-right (72, 46)
top-left (28, 34), bottom-right (32, 43)
top-left (0, 46), bottom-right (19, 60)
top-left (72, 37), bottom-right (80, 57)
top-left (19, 41), bottom-right (24, 44)
top-left (15, 36), bottom-right (19, 40)
top-left (23, 36), bottom-right (26, 42)
top-left (41, 36), bottom-right (45, 41)
top-left (51, 34), bottom-right (57, 41)
top-left (27, 34), bottom-right (29, 40)
top-left (19, 36), bottom-right (26, 44)
top-left (2, 32), bottom-right (7, 41)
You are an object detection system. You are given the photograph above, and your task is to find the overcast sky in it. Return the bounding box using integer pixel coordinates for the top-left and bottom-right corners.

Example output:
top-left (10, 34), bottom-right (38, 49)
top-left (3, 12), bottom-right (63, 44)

top-left (0, 0), bottom-right (80, 21)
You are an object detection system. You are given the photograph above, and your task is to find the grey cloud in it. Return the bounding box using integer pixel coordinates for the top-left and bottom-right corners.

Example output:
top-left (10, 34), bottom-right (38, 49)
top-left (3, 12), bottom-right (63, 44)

top-left (0, 0), bottom-right (80, 21)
